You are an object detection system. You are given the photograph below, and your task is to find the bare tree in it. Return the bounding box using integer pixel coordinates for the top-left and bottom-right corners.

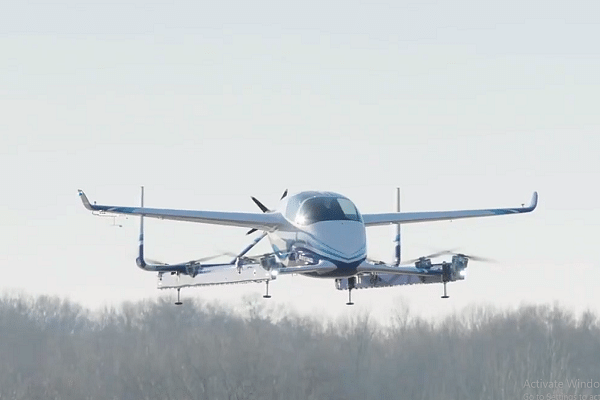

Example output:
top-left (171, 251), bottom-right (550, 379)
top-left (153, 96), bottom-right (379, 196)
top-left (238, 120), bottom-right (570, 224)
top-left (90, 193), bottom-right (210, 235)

top-left (0, 293), bottom-right (598, 400)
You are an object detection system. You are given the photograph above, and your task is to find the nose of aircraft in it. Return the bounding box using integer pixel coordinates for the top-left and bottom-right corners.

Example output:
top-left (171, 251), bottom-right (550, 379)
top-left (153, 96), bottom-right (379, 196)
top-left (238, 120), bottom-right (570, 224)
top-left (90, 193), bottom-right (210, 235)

top-left (302, 220), bottom-right (367, 263)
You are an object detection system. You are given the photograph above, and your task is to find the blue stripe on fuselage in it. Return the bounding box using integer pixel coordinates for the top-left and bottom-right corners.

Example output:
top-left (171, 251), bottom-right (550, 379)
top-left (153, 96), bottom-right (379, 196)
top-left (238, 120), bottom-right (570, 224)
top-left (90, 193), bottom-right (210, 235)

top-left (290, 246), bottom-right (364, 278)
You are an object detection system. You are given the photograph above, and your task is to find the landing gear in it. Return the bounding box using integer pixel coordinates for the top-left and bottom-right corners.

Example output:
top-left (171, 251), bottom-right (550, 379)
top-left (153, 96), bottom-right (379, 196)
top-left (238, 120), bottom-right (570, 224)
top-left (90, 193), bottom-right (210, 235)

top-left (441, 281), bottom-right (449, 299)
top-left (346, 276), bottom-right (356, 306)
top-left (441, 262), bottom-right (450, 299)
top-left (175, 288), bottom-right (183, 305)
top-left (346, 289), bottom-right (354, 306)
top-left (263, 280), bottom-right (271, 299)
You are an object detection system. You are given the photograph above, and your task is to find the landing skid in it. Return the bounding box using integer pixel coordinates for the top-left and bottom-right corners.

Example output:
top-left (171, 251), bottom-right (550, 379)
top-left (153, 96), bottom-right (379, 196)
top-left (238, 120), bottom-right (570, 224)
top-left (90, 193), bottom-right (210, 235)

top-left (175, 288), bottom-right (183, 305)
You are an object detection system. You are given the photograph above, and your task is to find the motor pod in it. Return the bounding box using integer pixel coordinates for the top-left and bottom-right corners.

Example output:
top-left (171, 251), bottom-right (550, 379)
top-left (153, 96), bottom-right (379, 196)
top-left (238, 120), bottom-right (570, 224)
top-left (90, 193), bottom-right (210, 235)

top-left (185, 262), bottom-right (201, 278)
top-left (260, 254), bottom-right (281, 271)
top-left (451, 255), bottom-right (469, 280)
top-left (415, 258), bottom-right (432, 269)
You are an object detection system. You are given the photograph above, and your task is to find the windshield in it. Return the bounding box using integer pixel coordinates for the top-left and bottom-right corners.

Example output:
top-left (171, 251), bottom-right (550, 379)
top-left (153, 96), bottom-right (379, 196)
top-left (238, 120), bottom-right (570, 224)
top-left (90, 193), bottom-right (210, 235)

top-left (296, 197), bottom-right (361, 225)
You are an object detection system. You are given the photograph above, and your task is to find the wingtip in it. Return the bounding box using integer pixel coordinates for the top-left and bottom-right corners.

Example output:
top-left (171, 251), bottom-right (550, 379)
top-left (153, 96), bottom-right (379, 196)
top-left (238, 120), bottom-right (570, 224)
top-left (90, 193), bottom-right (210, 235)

top-left (530, 191), bottom-right (538, 210)
top-left (78, 189), bottom-right (94, 210)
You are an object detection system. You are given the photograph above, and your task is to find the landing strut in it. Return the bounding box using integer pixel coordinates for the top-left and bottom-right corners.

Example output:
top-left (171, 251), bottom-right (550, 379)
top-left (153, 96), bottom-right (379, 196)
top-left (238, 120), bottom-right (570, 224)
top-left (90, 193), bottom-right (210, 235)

top-left (441, 282), bottom-right (449, 299)
top-left (346, 288), bottom-right (354, 306)
top-left (346, 276), bottom-right (356, 305)
top-left (263, 280), bottom-right (271, 299)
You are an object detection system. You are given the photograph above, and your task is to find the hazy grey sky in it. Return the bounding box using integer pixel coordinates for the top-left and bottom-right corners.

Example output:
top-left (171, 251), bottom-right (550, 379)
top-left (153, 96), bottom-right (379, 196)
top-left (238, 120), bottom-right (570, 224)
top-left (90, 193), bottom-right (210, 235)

top-left (2, 0), bottom-right (599, 322)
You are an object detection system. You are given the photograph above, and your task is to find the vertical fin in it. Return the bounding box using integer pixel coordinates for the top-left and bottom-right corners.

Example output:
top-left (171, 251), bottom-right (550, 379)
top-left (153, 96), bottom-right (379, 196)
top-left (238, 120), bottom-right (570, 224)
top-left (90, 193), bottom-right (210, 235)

top-left (136, 186), bottom-right (147, 269)
top-left (394, 187), bottom-right (401, 266)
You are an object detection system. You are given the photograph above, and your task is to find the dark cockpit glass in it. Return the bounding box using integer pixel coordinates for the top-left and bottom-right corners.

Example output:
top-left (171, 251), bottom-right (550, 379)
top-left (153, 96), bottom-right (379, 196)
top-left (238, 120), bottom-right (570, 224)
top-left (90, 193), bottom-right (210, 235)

top-left (295, 197), bottom-right (361, 225)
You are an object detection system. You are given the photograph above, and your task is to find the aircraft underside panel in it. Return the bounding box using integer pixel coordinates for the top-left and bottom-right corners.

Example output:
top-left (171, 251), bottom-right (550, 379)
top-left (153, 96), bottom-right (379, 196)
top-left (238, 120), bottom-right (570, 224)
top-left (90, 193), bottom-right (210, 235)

top-left (336, 273), bottom-right (443, 290)
top-left (157, 265), bottom-right (272, 289)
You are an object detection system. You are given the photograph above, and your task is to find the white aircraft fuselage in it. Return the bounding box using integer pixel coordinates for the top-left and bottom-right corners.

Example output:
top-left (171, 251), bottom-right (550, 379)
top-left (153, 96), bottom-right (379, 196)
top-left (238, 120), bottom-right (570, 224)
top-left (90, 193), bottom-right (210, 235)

top-left (266, 191), bottom-right (367, 278)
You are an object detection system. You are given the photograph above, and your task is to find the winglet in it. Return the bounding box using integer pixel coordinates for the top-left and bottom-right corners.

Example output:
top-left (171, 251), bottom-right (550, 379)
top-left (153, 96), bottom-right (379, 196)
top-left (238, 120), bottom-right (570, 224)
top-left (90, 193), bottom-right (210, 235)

top-left (527, 191), bottom-right (538, 211)
top-left (78, 190), bottom-right (95, 211)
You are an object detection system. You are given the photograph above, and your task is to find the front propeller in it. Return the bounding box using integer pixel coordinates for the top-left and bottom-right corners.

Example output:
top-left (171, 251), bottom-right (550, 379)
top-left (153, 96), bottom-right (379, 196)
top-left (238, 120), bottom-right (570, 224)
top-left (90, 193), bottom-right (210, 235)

top-left (251, 197), bottom-right (270, 213)
top-left (246, 189), bottom-right (288, 235)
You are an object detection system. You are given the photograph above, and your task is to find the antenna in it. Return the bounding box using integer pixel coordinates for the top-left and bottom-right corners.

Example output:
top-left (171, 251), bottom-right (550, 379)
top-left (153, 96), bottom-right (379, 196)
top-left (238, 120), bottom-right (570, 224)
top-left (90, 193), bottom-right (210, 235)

top-left (394, 187), bottom-right (401, 266)
top-left (137, 186), bottom-right (146, 269)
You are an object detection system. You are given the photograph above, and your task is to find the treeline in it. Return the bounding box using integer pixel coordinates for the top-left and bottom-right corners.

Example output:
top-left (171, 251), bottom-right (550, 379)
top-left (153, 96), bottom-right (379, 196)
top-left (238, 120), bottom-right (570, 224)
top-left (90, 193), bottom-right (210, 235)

top-left (0, 293), bottom-right (599, 400)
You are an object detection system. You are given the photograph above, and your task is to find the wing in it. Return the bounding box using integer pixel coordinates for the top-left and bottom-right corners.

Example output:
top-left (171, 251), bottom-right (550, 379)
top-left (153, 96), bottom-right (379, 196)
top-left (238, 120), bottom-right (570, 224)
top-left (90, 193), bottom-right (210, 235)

top-left (78, 190), bottom-right (287, 231)
top-left (362, 191), bottom-right (538, 227)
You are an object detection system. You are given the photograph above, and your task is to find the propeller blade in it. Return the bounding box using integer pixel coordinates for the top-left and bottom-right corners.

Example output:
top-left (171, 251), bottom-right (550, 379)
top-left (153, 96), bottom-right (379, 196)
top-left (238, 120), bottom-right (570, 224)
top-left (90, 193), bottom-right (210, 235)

top-left (147, 252), bottom-right (233, 266)
top-left (404, 249), bottom-right (461, 263)
top-left (404, 249), bottom-right (494, 264)
top-left (280, 189), bottom-right (288, 200)
top-left (145, 259), bottom-right (169, 266)
top-left (455, 253), bottom-right (495, 263)
top-left (251, 196), bottom-right (270, 213)
top-left (215, 250), bottom-right (238, 258)
top-left (246, 228), bottom-right (258, 235)
top-left (236, 251), bottom-right (283, 264)
top-left (191, 253), bottom-right (237, 263)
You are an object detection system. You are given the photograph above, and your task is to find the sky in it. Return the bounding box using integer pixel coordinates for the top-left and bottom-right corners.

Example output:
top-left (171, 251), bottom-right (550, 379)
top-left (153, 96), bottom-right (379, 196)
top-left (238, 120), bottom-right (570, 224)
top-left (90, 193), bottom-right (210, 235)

top-left (1, 0), bottom-right (599, 323)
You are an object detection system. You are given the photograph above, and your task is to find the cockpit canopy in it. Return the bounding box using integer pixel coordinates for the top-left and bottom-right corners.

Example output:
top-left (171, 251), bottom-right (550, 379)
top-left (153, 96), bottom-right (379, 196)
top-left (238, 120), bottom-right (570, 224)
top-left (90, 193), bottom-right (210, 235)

top-left (286, 192), bottom-right (362, 225)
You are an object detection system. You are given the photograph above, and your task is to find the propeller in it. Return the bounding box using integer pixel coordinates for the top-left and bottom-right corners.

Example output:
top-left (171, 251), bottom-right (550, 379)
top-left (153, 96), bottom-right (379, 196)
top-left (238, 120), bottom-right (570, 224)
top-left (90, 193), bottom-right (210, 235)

top-left (404, 250), bottom-right (494, 264)
top-left (246, 189), bottom-right (287, 235)
top-left (145, 253), bottom-right (232, 266)
top-left (453, 252), bottom-right (494, 263)
top-left (234, 253), bottom-right (267, 263)
top-left (251, 197), bottom-right (270, 213)
top-left (402, 249), bottom-right (458, 264)
top-left (234, 251), bottom-right (288, 265)
top-left (246, 196), bottom-right (269, 235)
